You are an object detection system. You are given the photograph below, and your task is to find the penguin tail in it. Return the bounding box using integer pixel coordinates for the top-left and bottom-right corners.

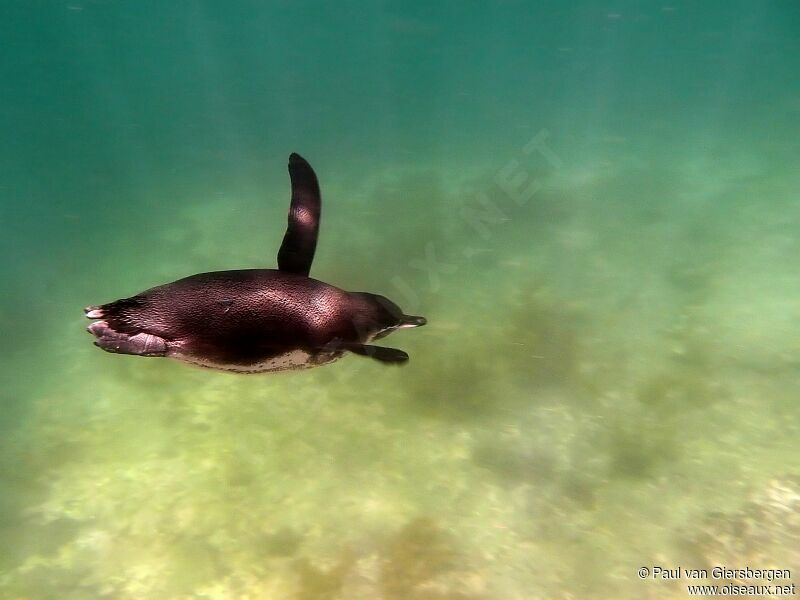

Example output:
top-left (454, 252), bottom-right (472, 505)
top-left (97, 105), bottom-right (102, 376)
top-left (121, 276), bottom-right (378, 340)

top-left (84, 297), bottom-right (168, 356)
top-left (84, 297), bottom-right (145, 334)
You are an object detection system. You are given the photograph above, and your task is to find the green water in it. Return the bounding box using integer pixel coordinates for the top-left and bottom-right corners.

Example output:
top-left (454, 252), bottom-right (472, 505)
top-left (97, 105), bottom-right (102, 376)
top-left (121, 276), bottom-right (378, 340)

top-left (2, 2), bottom-right (799, 598)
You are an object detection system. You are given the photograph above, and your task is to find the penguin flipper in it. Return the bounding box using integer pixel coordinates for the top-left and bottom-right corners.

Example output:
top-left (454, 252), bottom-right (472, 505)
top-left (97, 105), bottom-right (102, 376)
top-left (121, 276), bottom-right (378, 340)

top-left (346, 344), bottom-right (409, 364)
top-left (277, 153), bottom-right (321, 276)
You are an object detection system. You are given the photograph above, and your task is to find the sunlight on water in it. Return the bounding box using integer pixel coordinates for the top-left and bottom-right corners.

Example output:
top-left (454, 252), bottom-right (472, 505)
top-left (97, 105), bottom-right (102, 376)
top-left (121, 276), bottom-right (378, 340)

top-left (2, 2), bottom-right (799, 598)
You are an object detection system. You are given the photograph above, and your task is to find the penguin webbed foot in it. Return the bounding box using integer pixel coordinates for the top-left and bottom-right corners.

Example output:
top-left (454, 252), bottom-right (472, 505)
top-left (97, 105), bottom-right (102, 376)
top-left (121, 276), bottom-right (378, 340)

top-left (86, 321), bottom-right (168, 357)
top-left (345, 344), bottom-right (409, 364)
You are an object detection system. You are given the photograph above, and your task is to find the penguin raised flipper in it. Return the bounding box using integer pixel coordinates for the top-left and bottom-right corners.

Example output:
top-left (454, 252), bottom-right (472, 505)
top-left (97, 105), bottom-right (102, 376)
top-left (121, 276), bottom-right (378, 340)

top-left (277, 153), bottom-right (321, 276)
top-left (85, 153), bottom-right (426, 374)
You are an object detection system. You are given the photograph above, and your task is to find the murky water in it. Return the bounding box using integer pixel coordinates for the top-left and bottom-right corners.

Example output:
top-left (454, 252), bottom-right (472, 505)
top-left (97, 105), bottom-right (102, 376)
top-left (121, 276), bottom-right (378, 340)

top-left (2, 2), bottom-right (799, 598)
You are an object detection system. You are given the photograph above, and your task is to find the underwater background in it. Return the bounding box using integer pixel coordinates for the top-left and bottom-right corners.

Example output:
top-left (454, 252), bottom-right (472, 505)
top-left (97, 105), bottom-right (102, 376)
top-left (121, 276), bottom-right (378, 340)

top-left (2, 1), bottom-right (800, 598)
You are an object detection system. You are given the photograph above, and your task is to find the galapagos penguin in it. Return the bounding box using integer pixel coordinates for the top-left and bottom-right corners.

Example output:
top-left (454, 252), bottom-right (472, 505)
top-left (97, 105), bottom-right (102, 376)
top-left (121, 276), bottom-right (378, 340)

top-left (85, 153), bottom-right (426, 373)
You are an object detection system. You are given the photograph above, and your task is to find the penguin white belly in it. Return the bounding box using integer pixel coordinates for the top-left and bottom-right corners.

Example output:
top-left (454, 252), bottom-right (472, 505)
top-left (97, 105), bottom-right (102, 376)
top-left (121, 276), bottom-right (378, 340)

top-left (171, 347), bottom-right (344, 374)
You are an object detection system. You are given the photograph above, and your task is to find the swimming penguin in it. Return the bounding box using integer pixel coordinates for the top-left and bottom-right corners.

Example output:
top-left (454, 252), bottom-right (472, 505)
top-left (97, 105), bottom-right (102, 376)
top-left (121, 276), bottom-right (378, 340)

top-left (85, 153), bottom-right (426, 373)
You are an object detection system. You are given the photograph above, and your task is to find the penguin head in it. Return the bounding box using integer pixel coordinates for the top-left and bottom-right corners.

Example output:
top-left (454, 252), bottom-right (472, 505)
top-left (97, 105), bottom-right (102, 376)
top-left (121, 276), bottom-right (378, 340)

top-left (352, 293), bottom-right (426, 340)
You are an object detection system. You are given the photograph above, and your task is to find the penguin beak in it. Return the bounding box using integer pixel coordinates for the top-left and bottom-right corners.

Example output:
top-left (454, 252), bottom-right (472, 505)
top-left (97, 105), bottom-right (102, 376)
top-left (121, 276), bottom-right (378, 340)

top-left (399, 315), bottom-right (427, 328)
